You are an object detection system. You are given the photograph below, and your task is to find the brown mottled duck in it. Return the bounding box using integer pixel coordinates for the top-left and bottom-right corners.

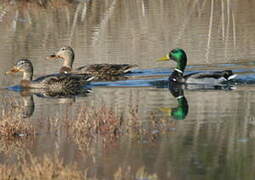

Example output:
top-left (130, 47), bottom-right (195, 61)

top-left (47, 46), bottom-right (137, 81)
top-left (6, 59), bottom-right (94, 92)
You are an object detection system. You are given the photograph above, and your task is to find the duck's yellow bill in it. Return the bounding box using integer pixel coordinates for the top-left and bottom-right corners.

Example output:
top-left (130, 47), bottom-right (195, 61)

top-left (157, 55), bottom-right (170, 61)
top-left (159, 107), bottom-right (172, 115)
top-left (5, 66), bottom-right (20, 74)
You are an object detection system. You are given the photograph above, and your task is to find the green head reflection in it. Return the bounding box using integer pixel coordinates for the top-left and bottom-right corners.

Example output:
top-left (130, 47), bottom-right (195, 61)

top-left (160, 83), bottom-right (189, 120)
top-left (160, 96), bottom-right (188, 120)
top-left (171, 96), bottom-right (188, 120)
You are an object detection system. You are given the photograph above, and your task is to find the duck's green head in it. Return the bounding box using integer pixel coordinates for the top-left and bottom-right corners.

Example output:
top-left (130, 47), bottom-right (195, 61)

top-left (157, 48), bottom-right (187, 72)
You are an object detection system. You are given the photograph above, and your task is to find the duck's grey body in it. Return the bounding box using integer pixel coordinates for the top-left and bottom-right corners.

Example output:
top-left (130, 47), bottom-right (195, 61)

top-left (184, 70), bottom-right (236, 85)
top-left (169, 69), bottom-right (236, 85)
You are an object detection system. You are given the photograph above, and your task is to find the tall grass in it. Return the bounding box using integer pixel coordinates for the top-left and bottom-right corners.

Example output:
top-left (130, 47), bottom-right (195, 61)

top-left (0, 154), bottom-right (85, 179)
top-left (0, 102), bottom-right (35, 138)
top-left (0, 153), bottom-right (158, 179)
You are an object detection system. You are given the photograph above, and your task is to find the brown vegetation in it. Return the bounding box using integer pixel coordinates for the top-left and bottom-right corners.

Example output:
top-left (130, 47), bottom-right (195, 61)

top-left (0, 101), bottom-right (169, 179)
top-left (0, 153), bottom-right (158, 179)
top-left (68, 105), bottom-right (175, 145)
top-left (0, 0), bottom-right (78, 8)
top-left (67, 105), bottom-right (139, 152)
top-left (0, 118), bottom-right (35, 137)
top-left (0, 105), bottom-right (35, 138)
top-left (0, 154), bottom-right (84, 180)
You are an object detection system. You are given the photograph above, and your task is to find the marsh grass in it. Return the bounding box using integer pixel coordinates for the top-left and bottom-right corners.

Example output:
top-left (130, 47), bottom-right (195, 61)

top-left (68, 104), bottom-right (177, 151)
top-left (114, 166), bottom-right (158, 180)
top-left (0, 99), bottom-right (171, 179)
top-left (0, 153), bottom-right (85, 180)
top-left (0, 118), bottom-right (35, 138)
top-left (0, 107), bottom-right (35, 164)
top-left (1, 94), bottom-right (254, 179)
top-left (0, 152), bottom-right (158, 179)
top-left (0, 95), bottom-right (174, 179)
top-left (0, 138), bottom-right (34, 161)
top-left (0, 110), bottom-right (35, 138)
top-left (68, 105), bottom-right (133, 150)
top-left (0, 0), bottom-right (79, 8)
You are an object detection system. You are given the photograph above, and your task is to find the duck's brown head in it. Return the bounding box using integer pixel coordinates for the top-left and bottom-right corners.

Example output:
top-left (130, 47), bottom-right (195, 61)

top-left (47, 46), bottom-right (75, 70)
top-left (6, 59), bottom-right (33, 81)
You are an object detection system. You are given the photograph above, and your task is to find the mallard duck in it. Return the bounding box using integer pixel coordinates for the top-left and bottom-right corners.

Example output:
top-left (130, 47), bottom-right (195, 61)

top-left (6, 59), bottom-right (94, 91)
top-left (46, 46), bottom-right (137, 80)
top-left (157, 48), bottom-right (237, 85)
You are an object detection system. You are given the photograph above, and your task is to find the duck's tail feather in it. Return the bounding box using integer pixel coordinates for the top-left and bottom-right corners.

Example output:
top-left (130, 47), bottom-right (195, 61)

top-left (123, 65), bottom-right (138, 73)
top-left (227, 74), bottom-right (237, 80)
top-left (86, 75), bottom-right (95, 82)
top-left (223, 70), bottom-right (237, 80)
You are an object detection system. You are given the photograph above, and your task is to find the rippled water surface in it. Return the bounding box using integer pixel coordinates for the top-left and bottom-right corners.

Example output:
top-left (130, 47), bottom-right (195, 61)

top-left (1, 0), bottom-right (255, 179)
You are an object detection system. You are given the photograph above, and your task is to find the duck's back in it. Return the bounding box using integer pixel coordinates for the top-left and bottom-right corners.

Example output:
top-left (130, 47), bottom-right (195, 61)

top-left (32, 73), bottom-right (92, 90)
top-left (71, 64), bottom-right (137, 81)
top-left (76, 64), bottom-right (137, 76)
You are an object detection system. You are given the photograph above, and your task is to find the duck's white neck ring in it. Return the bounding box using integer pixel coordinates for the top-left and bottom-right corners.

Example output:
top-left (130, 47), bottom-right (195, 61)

top-left (177, 95), bottom-right (184, 99)
top-left (174, 68), bottom-right (183, 74)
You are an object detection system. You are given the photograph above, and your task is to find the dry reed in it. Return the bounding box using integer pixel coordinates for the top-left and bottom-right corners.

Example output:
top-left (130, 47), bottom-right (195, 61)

top-left (67, 104), bottom-right (177, 150)
top-left (0, 152), bottom-right (158, 180)
top-left (0, 154), bottom-right (84, 180)
top-left (0, 110), bottom-right (35, 138)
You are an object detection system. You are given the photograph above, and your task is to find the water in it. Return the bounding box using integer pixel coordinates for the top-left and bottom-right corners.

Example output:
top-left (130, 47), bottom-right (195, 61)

top-left (1, 0), bottom-right (255, 179)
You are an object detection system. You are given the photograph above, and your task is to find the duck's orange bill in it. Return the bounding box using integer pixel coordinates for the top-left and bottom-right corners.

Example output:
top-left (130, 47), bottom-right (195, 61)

top-left (5, 66), bottom-right (20, 74)
top-left (46, 54), bottom-right (61, 60)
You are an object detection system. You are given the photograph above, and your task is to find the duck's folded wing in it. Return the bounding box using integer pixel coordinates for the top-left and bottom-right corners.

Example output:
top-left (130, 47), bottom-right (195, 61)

top-left (184, 71), bottom-right (232, 80)
top-left (33, 74), bottom-right (92, 88)
top-left (76, 64), bottom-right (137, 75)
top-left (185, 73), bottom-right (223, 79)
top-left (184, 71), bottom-right (231, 85)
top-left (183, 72), bottom-right (201, 79)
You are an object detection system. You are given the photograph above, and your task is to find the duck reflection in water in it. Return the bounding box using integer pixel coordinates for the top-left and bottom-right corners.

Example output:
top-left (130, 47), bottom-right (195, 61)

top-left (11, 87), bottom-right (90, 119)
top-left (159, 80), bottom-right (236, 120)
top-left (6, 80), bottom-right (94, 119)
top-left (160, 82), bottom-right (189, 120)
top-left (11, 91), bottom-right (35, 119)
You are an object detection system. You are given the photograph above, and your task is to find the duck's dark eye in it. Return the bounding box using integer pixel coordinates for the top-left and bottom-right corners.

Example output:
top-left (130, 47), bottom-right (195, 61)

top-left (169, 53), bottom-right (174, 59)
top-left (18, 61), bottom-right (24, 65)
top-left (61, 47), bottom-right (66, 51)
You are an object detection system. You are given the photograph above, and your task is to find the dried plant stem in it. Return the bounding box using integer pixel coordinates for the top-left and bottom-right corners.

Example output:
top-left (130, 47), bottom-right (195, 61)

top-left (206, 0), bottom-right (214, 62)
